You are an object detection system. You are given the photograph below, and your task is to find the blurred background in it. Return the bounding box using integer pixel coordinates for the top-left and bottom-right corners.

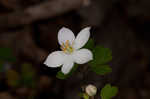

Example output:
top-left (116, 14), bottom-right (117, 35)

top-left (0, 0), bottom-right (150, 99)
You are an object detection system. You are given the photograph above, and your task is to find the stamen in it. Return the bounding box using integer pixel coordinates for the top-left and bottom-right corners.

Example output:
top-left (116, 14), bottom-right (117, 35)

top-left (66, 40), bottom-right (70, 48)
top-left (60, 43), bottom-right (66, 51)
top-left (60, 40), bottom-right (74, 54)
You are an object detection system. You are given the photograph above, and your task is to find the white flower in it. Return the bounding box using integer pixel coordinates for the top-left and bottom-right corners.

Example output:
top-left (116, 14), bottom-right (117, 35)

top-left (85, 84), bottom-right (97, 96)
top-left (44, 27), bottom-right (93, 74)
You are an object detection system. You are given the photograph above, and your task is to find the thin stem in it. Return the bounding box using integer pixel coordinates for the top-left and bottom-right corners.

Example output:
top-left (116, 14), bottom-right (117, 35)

top-left (90, 96), bottom-right (94, 99)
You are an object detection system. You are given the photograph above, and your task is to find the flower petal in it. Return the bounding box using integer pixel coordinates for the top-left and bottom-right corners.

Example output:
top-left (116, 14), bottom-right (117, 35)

top-left (61, 59), bottom-right (74, 74)
top-left (44, 51), bottom-right (65, 67)
top-left (73, 27), bottom-right (91, 49)
top-left (72, 49), bottom-right (93, 64)
top-left (58, 27), bottom-right (75, 45)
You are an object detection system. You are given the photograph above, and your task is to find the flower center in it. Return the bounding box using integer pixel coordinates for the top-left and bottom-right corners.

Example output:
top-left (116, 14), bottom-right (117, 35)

top-left (61, 40), bottom-right (74, 54)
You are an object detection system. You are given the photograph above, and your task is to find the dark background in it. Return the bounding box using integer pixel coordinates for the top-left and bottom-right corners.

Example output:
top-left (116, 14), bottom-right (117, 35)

top-left (0, 0), bottom-right (150, 99)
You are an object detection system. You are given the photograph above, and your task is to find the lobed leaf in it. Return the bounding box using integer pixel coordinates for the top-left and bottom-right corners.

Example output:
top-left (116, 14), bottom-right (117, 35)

top-left (91, 65), bottom-right (112, 75)
top-left (90, 46), bottom-right (112, 66)
top-left (84, 38), bottom-right (95, 50)
top-left (100, 84), bottom-right (118, 99)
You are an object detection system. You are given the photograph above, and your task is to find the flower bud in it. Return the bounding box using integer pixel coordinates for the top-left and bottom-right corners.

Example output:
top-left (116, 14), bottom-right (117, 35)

top-left (85, 84), bottom-right (97, 96)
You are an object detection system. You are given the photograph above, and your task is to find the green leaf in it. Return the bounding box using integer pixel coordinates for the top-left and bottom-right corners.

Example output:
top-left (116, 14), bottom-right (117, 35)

top-left (0, 47), bottom-right (16, 62)
top-left (90, 46), bottom-right (112, 66)
top-left (100, 84), bottom-right (118, 99)
top-left (78, 93), bottom-right (83, 98)
top-left (91, 65), bottom-right (112, 75)
top-left (84, 39), bottom-right (95, 50)
top-left (56, 71), bottom-right (67, 79)
top-left (56, 64), bottom-right (78, 79)
top-left (79, 93), bottom-right (89, 99)
top-left (83, 93), bottom-right (89, 99)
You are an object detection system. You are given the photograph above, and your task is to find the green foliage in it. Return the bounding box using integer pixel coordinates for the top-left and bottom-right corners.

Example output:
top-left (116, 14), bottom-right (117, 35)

top-left (91, 65), bottom-right (112, 75)
top-left (21, 63), bottom-right (35, 88)
top-left (100, 84), bottom-right (118, 99)
top-left (0, 47), bottom-right (16, 62)
top-left (56, 64), bottom-right (78, 79)
top-left (79, 93), bottom-right (89, 99)
top-left (89, 45), bottom-right (112, 75)
top-left (84, 39), bottom-right (95, 50)
top-left (56, 71), bottom-right (67, 80)
top-left (90, 46), bottom-right (112, 65)
top-left (83, 93), bottom-right (89, 99)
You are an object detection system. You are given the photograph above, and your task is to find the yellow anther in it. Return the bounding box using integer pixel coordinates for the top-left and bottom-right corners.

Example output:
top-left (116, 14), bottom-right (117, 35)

top-left (60, 40), bottom-right (74, 54)
top-left (60, 43), bottom-right (66, 51)
top-left (62, 43), bottom-right (65, 48)
top-left (65, 40), bottom-right (70, 48)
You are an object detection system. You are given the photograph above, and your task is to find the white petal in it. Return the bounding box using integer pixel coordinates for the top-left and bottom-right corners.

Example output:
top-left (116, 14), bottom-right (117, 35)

top-left (73, 27), bottom-right (91, 49)
top-left (72, 49), bottom-right (93, 64)
top-left (58, 27), bottom-right (75, 45)
top-left (61, 59), bottom-right (74, 74)
top-left (44, 51), bottom-right (65, 67)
